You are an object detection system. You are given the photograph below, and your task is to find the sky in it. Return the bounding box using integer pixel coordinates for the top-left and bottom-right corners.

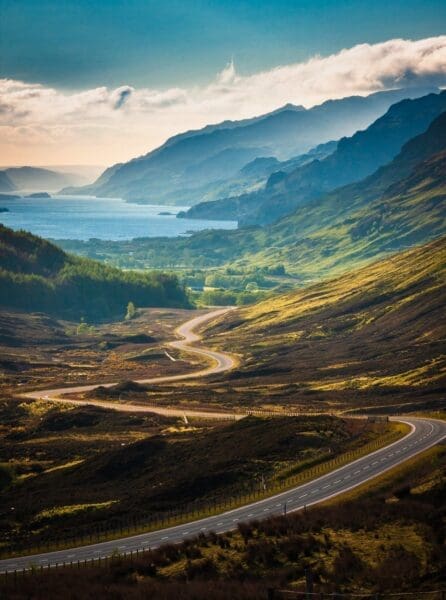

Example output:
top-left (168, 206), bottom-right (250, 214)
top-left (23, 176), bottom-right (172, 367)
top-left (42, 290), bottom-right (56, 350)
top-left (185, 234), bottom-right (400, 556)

top-left (0, 0), bottom-right (445, 167)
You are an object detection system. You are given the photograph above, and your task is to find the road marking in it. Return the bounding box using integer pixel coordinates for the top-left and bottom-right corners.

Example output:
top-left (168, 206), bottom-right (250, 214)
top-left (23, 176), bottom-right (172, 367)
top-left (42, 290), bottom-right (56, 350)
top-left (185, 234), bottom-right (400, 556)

top-left (162, 536), bottom-right (169, 540)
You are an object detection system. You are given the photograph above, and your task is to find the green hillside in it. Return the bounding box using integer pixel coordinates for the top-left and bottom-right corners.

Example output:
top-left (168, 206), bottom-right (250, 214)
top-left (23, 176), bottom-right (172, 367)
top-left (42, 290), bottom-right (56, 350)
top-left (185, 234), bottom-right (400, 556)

top-left (0, 225), bottom-right (190, 318)
top-left (206, 236), bottom-right (446, 412)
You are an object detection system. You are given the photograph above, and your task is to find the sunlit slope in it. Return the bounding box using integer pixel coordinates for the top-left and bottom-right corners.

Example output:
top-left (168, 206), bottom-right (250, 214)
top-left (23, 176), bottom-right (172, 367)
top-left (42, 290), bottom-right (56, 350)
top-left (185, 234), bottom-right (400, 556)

top-left (242, 148), bottom-right (446, 277)
top-left (209, 236), bottom-right (446, 410)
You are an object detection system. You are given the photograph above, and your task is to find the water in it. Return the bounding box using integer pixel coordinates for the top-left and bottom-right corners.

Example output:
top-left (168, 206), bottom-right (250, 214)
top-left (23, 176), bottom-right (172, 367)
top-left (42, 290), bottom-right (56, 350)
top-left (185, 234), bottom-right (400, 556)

top-left (0, 195), bottom-right (237, 241)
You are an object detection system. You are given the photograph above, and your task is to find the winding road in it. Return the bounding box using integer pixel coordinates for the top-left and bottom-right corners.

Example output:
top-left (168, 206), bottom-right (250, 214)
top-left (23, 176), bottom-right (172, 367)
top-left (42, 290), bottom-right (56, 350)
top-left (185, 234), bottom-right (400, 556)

top-left (2, 309), bottom-right (445, 573)
top-left (21, 307), bottom-right (240, 420)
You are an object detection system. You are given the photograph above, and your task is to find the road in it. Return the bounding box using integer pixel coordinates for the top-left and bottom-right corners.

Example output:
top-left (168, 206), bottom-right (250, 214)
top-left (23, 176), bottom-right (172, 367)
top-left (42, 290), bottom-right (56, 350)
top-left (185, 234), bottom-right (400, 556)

top-left (1, 416), bottom-right (445, 572)
top-left (21, 307), bottom-right (240, 420)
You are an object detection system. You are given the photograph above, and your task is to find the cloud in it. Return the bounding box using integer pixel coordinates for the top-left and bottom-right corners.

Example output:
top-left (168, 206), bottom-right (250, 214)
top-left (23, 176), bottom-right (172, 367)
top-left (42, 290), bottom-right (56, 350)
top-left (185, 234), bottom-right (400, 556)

top-left (0, 36), bottom-right (445, 165)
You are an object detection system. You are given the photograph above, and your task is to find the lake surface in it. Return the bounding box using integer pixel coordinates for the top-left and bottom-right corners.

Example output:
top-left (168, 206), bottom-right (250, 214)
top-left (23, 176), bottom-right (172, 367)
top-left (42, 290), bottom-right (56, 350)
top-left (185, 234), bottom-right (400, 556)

top-left (0, 195), bottom-right (237, 241)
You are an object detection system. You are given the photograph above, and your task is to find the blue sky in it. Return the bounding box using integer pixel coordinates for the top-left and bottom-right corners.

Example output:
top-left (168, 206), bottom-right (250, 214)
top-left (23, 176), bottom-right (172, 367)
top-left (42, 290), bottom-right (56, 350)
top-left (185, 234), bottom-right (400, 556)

top-left (1, 0), bottom-right (446, 89)
top-left (0, 1), bottom-right (445, 165)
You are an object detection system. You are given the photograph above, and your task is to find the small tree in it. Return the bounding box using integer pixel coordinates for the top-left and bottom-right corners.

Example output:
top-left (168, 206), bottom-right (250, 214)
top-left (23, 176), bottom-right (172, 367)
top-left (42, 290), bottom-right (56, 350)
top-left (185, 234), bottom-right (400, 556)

top-left (76, 317), bottom-right (91, 335)
top-left (245, 281), bottom-right (259, 292)
top-left (125, 301), bottom-right (136, 320)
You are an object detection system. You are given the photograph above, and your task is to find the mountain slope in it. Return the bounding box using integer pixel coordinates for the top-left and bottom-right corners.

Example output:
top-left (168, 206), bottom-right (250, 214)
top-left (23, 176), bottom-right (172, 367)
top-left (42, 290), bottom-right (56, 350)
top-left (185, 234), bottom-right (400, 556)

top-left (1, 167), bottom-right (85, 192)
top-left (0, 172), bottom-right (15, 193)
top-left (0, 225), bottom-right (189, 318)
top-left (63, 87), bottom-right (436, 205)
top-left (185, 90), bottom-right (446, 224)
top-left (206, 235), bottom-right (446, 412)
top-left (63, 110), bottom-right (446, 281)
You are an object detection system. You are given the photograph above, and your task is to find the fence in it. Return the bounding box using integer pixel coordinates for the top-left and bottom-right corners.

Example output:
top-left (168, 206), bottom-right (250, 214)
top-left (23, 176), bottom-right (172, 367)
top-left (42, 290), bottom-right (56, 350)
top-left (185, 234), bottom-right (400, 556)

top-left (1, 422), bottom-right (405, 560)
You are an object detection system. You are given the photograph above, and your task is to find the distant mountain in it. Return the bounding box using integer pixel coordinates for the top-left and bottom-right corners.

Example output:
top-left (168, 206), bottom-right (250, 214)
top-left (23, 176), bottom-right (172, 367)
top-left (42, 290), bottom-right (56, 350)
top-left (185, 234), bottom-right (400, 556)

top-left (0, 171), bottom-right (15, 193)
top-left (176, 140), bottom-right (338, 216)
top-left (183, 90), bottom-right (446, 224)
top-left (0, 167), bottom-right (87, 192)
top-left (0, 225), bottom-right (190, 318)
top-left (69, 109), bottom-right (446, 280)
top-left (63, 87), bottom-right (437, 205)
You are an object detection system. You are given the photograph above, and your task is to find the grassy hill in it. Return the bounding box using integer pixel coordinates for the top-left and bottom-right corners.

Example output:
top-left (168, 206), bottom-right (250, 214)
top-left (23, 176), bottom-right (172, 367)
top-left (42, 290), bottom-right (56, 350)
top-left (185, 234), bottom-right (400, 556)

top-left (206, 236), bottom-right (446, 413)
top-left (3, 443), bottom-right (445, 598)
top-left (0, 412), bottom-right (384, 551)
top-left (0, 225), bottom-right (190, 318)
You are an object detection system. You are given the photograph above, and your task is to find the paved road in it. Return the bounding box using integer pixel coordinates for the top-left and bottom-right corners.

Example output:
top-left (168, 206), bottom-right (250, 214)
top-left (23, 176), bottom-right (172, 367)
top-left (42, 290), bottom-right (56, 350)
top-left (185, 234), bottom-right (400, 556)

top-left (20, 307), bottom-right (240, 420)
top-left (1, 416), bottom-right (445, 572)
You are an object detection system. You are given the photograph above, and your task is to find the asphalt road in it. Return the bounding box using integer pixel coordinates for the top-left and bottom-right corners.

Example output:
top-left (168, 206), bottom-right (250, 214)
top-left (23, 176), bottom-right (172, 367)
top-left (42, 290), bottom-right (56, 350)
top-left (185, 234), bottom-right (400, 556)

top-left (1, 416), bottom-right (445, 573)
top-left (20, 307), bottom-right (240, 420)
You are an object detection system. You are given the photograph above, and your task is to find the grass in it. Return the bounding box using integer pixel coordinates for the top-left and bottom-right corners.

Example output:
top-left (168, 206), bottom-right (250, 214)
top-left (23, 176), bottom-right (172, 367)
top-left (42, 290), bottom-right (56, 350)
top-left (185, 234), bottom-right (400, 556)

top-left (201, 236), bottom-right (445, 414)
top-left (0, 419), bottom-right (407, 558)
top-left (2, 443), bottom-right (444, 599)
top-left (33, 501), bottom-right (118, 522)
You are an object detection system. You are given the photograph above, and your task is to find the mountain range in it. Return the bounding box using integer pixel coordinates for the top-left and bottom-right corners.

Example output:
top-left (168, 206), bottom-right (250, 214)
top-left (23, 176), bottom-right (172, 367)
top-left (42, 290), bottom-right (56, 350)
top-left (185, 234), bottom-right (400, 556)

top-left (62, 87), bottom-right (437, 206)
top-left (183, 90), bottom-right (446, 225)
top-left (60, 104), bottom-right (446, 285)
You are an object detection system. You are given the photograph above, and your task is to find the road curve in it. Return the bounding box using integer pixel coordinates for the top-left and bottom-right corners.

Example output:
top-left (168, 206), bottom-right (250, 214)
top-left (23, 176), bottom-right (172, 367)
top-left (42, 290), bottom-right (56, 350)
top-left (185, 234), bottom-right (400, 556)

top-left (20, 307), bottom-right (240, 420)
top-left (1, 416), bottom-right (445, 572)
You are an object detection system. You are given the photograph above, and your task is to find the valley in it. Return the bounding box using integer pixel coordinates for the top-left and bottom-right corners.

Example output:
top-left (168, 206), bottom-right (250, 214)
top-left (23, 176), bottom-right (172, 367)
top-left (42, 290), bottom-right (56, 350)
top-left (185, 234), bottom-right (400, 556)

top-left (1, 34), bottom-right (445, 598)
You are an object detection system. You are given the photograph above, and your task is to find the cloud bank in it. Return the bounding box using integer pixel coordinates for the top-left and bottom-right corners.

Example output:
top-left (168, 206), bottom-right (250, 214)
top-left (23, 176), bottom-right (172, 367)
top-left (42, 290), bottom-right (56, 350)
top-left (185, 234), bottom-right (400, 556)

top-left (1, 36), bottom-right (445, 165)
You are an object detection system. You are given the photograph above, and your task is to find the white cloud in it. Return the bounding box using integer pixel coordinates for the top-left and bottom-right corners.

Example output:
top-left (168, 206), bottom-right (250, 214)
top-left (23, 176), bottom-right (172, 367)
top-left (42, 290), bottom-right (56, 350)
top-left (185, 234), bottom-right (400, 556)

top-left (0, 36), bottom-right (445, 165)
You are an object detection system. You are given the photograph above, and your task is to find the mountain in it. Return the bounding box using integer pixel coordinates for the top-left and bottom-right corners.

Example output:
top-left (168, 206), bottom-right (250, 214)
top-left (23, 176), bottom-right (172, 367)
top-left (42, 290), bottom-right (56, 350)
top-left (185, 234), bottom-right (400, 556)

top-left (176, 139), bottom-right (338, 215)
top-left (0, 167), bottom-right (87, 192)
top-left (62, 109), bottom-right (446, 281)
top-left (0, 171), bottom-right (15, 193)
top-left (62, 87), bottom-right (437, 206)
top-left (183, 90), bottom-right (446, 224)
top-left (206, 235), bottom-right (446, 412)
top-left (0, 225), bottom-right (189, 318)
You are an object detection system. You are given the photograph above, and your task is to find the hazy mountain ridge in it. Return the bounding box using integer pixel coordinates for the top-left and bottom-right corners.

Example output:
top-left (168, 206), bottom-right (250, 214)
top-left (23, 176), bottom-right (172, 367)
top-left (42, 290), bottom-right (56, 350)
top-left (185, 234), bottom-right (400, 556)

top-left (59, 109), bottom-right (446, 281)
top-left (183, 90), bottom-right (446, 224)
top-left (62, 87), bottom-right (437, 205)
top-left (0, 166), bottom-right (87, 193)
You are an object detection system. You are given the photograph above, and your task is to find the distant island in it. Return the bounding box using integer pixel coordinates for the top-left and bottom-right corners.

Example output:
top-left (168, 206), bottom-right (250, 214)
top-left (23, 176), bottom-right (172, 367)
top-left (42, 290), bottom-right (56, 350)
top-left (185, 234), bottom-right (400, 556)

top-left (158, 211), bottom-right (174, 215)
top-left (25, 192), bottom-right (51, 198)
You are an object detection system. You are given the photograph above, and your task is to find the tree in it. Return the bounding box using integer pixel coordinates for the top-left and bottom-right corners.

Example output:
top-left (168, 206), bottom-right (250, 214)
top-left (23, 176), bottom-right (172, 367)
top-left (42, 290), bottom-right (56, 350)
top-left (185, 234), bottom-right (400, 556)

top-left (245, 281), bottom-right (259, 292)
top-left (125, 301), bottom-right (136, 320)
